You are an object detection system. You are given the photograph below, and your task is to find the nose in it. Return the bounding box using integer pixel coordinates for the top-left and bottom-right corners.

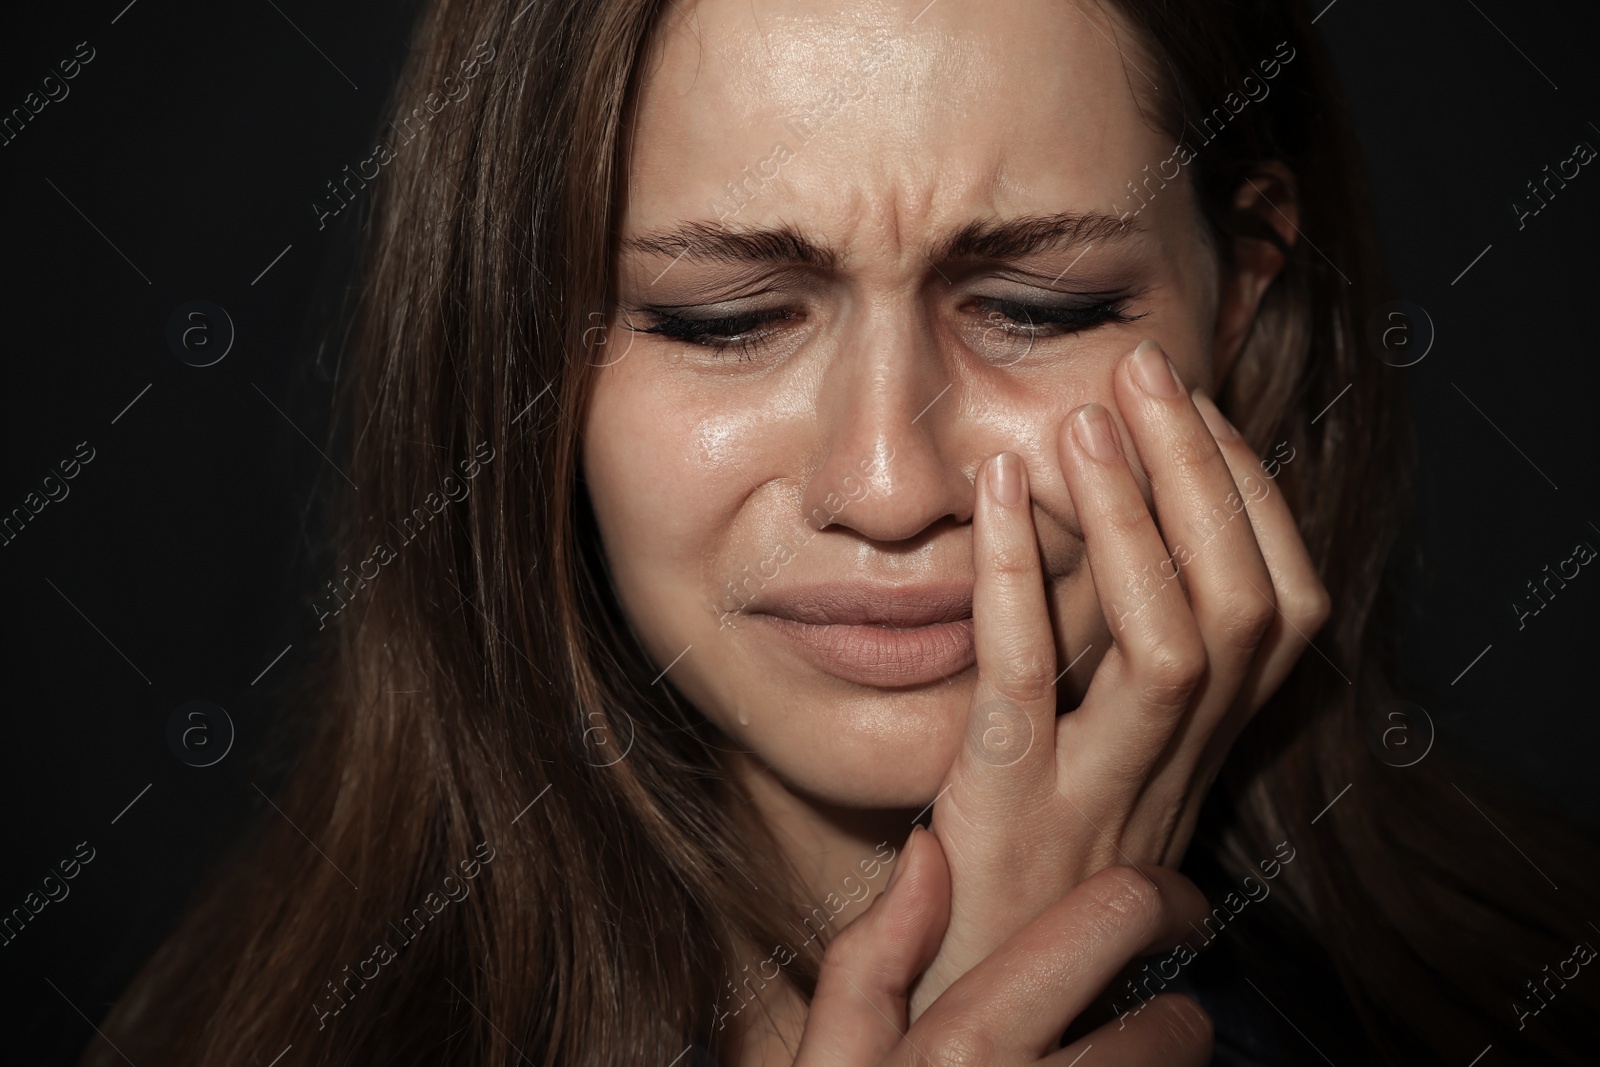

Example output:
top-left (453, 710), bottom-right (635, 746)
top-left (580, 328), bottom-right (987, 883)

top-left (798, 299), bottom-right (975, 544)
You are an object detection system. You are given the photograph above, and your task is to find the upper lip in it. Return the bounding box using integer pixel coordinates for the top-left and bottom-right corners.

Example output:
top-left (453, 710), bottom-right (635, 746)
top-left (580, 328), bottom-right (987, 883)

top-left (749, 581), bottom-right (974, 627)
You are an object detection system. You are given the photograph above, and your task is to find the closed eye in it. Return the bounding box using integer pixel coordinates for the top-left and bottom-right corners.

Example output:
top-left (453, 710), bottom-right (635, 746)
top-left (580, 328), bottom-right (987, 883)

top-left (626, 308), bottom-right (794, 361)
top-left (624, 292), bottom-right (1144, 363)
top-left (970, 295), bottom-right (1144, 336)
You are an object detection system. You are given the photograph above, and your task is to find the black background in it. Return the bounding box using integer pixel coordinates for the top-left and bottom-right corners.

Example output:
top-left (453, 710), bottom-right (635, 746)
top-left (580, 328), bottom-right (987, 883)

top-left (1, 0), bottom-right (1597, 1061)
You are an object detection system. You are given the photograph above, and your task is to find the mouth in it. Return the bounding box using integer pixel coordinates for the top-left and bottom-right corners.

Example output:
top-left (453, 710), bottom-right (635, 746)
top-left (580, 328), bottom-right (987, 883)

top-left (746, 582), bottom-right (978, 688)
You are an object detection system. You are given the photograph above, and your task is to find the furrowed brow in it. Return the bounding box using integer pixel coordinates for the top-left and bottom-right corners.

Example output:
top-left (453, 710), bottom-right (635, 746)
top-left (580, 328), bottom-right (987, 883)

top-left (620, 221), bottom-right (838, 270)
top-left (929, 212), bottom-right (1141, 263)
top-left (619, 212), bottom-right (1140, 272)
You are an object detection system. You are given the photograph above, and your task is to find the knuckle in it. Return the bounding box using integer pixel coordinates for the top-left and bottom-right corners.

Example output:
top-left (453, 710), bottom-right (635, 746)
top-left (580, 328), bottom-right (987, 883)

top-left (990, 679), bottom-right (1051, 709)
top-left (819, 914), bottom-right (872, 971)
top-left (1079, 866), bottom-right (1164, 933)
top-left (1138, 638), bottom-right (1206, 706)
top-left (989, 646), bottom-right (1056, 702)
top-left (1155, 994), bottom-right (1215, 1051)
top-left (1286, 580), bottom-right (1332, 634)
top-left (1164, 429), bottom-right (1214, 474)
top-left (1103, 496), bottom-right (1155, 538)
top-left (988, 541), bottom-right (1038, 578)
top-left (1213, 590), bottom-right (1275, 651)
top-left (920, 1022), bottom-right (997, 1067)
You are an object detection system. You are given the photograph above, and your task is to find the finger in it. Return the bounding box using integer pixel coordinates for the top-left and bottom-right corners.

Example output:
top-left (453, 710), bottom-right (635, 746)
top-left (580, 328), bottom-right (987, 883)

top-left (947, 452), bottom-right (1058, 810)
top-left (1055, 400), bottom-right (1206, 774)
top-left (1111, 341), bottom-right (1277, 714)
top-left (912, 454), bottom-right (1059, 1017)
top-left (796, 827), bottom-right (950, 1067)
top-left (913, 865), bottom-right (1210, 1059)
top-left (1190, 390), bottom-right (1331, 743)
top-left (1050, 993), bottom-right (1213, 1067)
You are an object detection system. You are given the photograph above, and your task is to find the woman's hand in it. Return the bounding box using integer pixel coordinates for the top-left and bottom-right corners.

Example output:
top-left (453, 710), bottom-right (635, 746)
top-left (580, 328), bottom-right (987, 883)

top-left (793, 827), bottom-right (1215, 1066)
top-left (909, 338), bottom-right (1331, 1017)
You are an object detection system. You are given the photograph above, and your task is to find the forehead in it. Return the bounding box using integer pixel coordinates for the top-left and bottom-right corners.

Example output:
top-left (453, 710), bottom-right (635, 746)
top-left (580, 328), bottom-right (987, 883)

top-left (623, 0), bottom-right (1171, 242)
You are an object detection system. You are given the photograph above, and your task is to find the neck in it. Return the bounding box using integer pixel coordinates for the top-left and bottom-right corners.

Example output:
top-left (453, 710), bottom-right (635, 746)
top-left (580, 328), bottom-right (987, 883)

top-left (715, 751), bottom-right (915, 1065)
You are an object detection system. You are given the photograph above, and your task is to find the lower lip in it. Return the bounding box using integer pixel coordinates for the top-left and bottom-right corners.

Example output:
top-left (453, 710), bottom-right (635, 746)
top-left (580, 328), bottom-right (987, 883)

top-left (750, 614), bottom-right (977, 688)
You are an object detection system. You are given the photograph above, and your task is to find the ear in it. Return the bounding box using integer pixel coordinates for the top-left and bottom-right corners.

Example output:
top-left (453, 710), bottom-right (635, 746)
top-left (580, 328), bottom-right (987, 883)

top-left (1212, 161), bottom-right (1299, 383)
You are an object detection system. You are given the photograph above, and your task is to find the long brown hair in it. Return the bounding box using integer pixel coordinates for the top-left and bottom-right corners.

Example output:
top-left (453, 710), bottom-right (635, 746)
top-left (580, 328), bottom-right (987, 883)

top-left (82, 0), bottom-right (1599, 1063)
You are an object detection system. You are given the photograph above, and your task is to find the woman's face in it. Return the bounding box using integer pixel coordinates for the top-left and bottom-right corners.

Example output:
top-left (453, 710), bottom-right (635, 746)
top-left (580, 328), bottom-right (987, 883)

top-left (584, 0), bottom-right (1237, 808)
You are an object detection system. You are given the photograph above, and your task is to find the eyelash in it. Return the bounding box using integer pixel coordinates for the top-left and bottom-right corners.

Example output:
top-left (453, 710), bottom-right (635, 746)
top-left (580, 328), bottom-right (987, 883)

top-left (627, 297), bottom-right (1142, 362)
top-left (628, 308), bottom-right (797, 361)
top-left (974, 297), bottom-right (1144, 338)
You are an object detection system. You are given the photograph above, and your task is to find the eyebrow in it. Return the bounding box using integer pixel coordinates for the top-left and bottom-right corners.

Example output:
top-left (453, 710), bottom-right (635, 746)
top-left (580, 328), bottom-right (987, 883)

top-left (619, 211), bottom-right (1141, 272)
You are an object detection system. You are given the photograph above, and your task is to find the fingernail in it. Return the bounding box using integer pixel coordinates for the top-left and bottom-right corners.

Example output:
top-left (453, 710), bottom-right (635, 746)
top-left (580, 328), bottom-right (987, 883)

top-left (885, 826), bottom-right (918, 893)
top-left (989, 452), bottom-right (1024, 507)
top-left (1072, 404), bottom-right (1122, 463)
top-left (1131, 339), bottom-right (1183, 397)
top-left (1193, 390), bottom-right (1242, 442)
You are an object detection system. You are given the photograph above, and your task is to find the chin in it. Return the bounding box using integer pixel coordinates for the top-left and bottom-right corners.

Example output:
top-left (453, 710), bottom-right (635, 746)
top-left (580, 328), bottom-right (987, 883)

top-left (718, 675), bottom-right (974, 809)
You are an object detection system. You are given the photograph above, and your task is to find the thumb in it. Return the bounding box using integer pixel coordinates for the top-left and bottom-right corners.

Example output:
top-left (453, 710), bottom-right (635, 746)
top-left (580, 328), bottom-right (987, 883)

top-left (794, 827), bottom-right (951, 1067)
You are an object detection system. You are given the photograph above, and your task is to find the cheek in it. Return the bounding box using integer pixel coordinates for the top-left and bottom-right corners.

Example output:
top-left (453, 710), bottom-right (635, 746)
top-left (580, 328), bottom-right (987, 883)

top-left (581, 370), bottom-right (721, 648)
top-left (978, 350), bottom-right (1118, 501)
top-left (582, 363), bottom-right (796, 684)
